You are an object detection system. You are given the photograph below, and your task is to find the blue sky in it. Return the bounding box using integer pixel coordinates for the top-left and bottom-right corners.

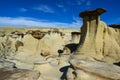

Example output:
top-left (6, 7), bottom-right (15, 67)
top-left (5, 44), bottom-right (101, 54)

top-left (0, 0), bottom-right (120, 29)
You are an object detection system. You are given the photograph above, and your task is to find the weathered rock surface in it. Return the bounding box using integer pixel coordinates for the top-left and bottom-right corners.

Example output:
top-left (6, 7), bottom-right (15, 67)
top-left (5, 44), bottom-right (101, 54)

top-left (0, 68), bottom-right (40, 80)
top-left (0, 28), bottom-right (78, 80)
top-left (0, 59), bottom-right (15, 68)
top-left (75, 8), bottom-right (120, 63)
top-left (34, 55), bottom-right (70, 80)
top-left (30, 30), bottom-right (46, 40)
top-left (0, 28), bottom-right (78, 62)
top-left (71, 31), bottom-right (81, 43)
top-left (7, 59), bottom-right (34, 70)
top-left (67, 58), bottom-right (120, 80)
top-left (0, 59), bottom-right (40, 80)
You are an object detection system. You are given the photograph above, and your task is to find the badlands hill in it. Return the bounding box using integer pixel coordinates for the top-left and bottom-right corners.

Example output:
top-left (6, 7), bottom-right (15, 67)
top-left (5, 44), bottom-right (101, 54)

top-left (0, 27), bottom-right (80, 60)
top-left (0, 8), bottom-right (120, 80)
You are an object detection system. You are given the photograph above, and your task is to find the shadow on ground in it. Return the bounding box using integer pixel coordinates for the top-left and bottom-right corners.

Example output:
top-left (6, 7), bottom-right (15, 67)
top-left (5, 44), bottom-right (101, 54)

top-left (65, 43), bottom-right (78, 53)
top-left (59, 66), bottom-right (70, 80)
top-left (113, 62), bottom-right (120, 66)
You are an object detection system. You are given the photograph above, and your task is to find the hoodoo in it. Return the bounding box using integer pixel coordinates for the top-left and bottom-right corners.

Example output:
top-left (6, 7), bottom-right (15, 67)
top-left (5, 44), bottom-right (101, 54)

top-left (75, 8), bottom-right (106, 58)
top-left (75, 8), bottom-right (120, 63)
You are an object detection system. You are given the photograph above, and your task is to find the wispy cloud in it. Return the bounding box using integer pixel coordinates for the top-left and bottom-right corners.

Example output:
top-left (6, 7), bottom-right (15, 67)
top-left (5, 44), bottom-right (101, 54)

top-left (75, 0), bottom-right (91, 6)
top-left (57, 4), bottom-right (64, 8)
top-left (0, 17), bottom-right (82, 29)
top-left (20, 8), bottom-right (27, 12)
top-left (34, 5), bottom-right (54, 13)
top-left (56, 4), bottom-right (67, 12)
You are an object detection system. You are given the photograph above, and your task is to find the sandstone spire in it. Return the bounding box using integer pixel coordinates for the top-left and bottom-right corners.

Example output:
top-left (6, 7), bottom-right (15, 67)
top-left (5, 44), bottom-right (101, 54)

top-left (75, 8), bottom-right (106, 59)
top-left (75, 8), bottom-right (120, 63)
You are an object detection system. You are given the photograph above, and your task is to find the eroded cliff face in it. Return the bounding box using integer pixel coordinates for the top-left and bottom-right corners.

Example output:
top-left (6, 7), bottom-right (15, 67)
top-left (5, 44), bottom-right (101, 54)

top-left (75, 8), bottom-right (120, 63)
top-left (102, 26), bottom-right (120, 63)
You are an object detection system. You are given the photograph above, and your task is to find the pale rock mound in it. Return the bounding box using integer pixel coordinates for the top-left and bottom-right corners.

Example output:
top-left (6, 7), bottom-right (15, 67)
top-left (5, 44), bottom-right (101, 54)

top-left (67, 58), bottom-right (120, 80)
top-left (0, 59), bottom-right (15, 68)
top-left (0, 68), bottom-right (40, 80)
top-left (34, 55), bottom-right (70, 80)
top-left (0, 59), bottom-right (40, 80)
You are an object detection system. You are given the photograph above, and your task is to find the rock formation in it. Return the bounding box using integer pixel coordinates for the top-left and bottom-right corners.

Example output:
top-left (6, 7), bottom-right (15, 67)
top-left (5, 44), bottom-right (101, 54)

top-left (0, 28), bottom-right (76, 62)
top-left (67, 58), bottom-right (120, 80)
top-left (0, 59), bottom-right (40, 80)
top-left (0, 59), bottom-right (16, 68)
top-left (0, 28), bottom-right (74, 80)
top-left (75, 8), bottom-right (120, 63)
top-left (0, 68), bottom-right (40, 80)
top-left (30, 30), bottom-right (46, 40)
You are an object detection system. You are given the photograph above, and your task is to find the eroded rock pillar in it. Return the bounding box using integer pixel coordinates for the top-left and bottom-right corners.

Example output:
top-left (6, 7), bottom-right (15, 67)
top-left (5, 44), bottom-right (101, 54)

top-left (75, 8), bottom-right (106, 59)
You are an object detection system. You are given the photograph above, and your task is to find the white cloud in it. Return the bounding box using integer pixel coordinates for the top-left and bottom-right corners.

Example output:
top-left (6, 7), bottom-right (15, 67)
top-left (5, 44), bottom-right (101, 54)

top-left (34, 5), bottom-right (54, 13)
top-left (20, 8), bottom-right (27, 12)
top-left (0, 17), bottom-right (82, 29)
